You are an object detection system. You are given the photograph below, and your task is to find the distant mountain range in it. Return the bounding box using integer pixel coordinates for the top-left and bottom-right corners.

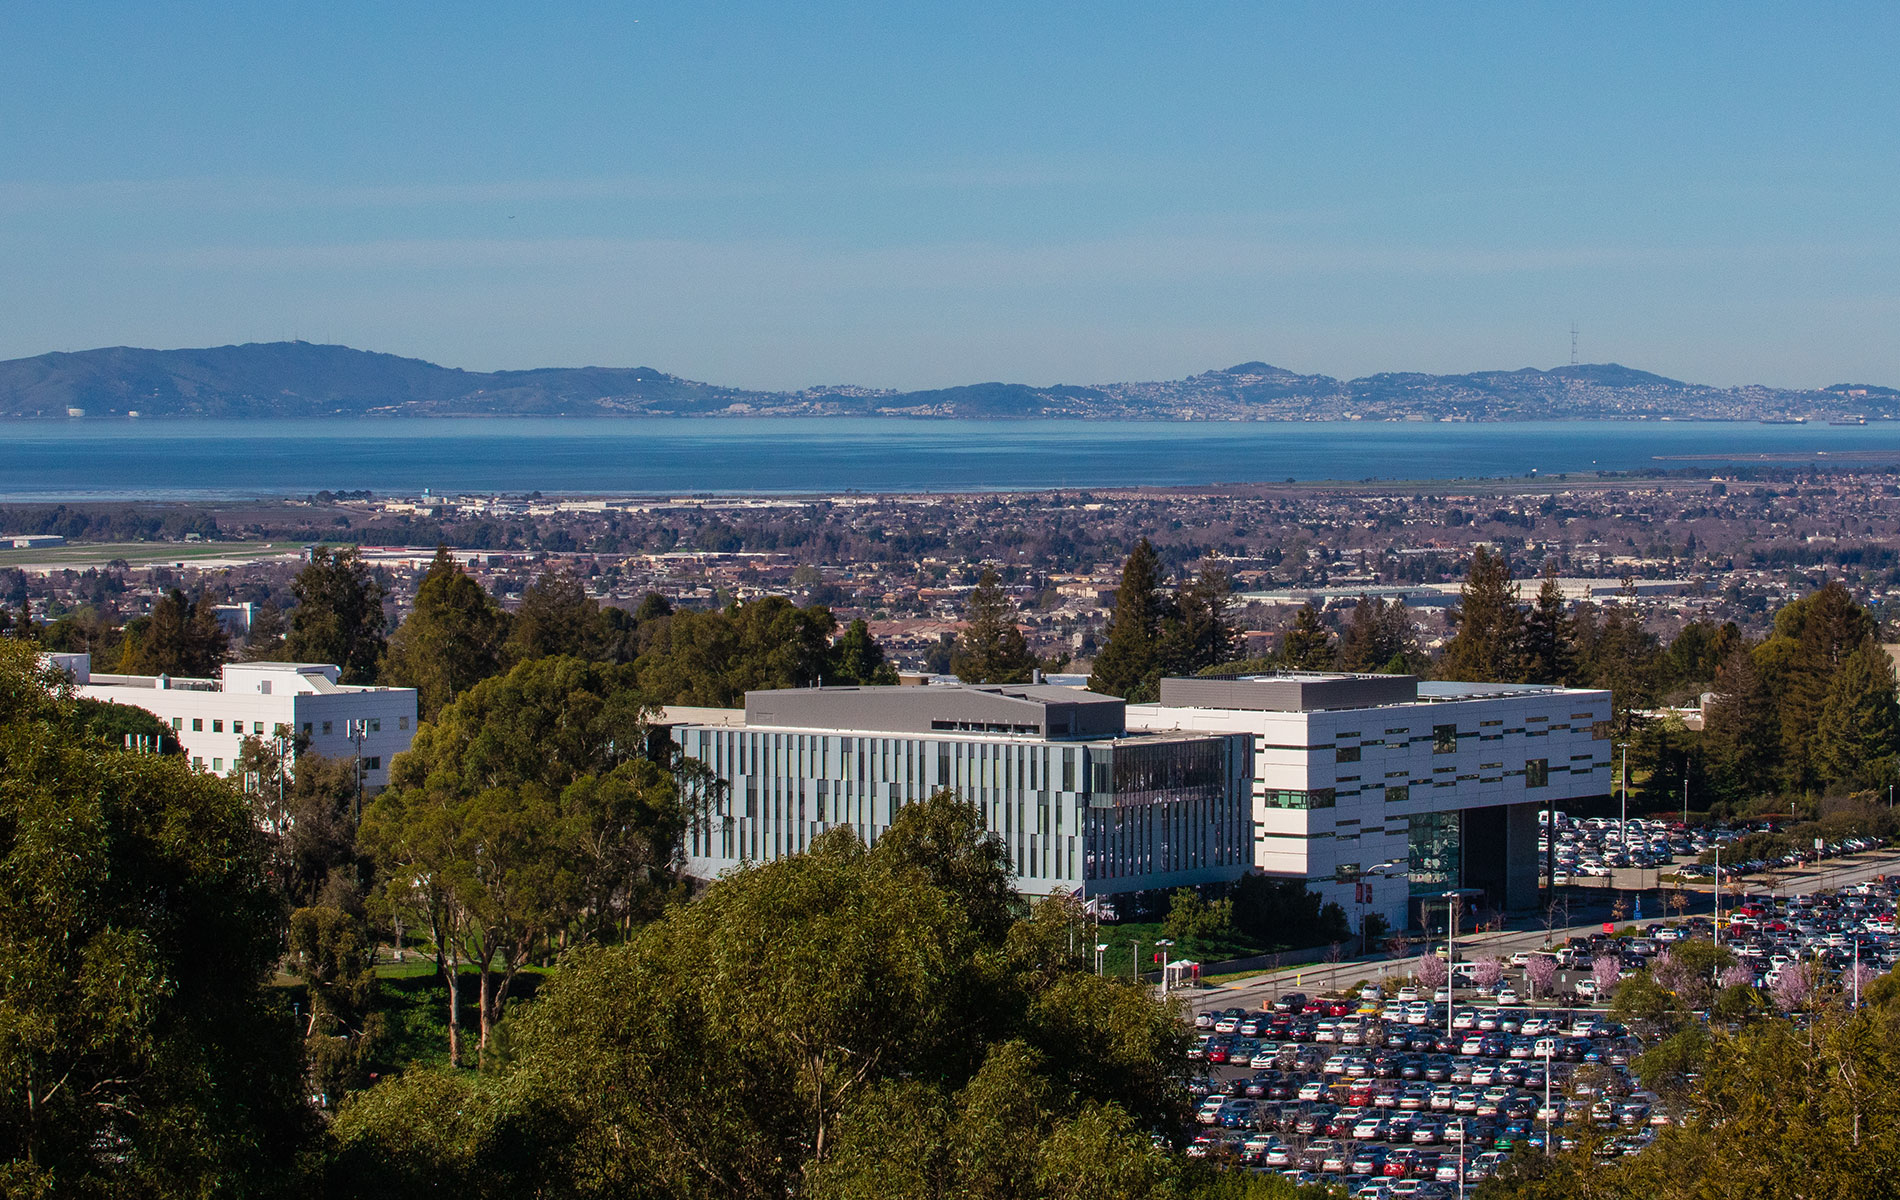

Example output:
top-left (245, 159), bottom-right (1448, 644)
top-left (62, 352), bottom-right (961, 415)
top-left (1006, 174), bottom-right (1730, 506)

top-left (2, 341), bottom-right (1895, 422)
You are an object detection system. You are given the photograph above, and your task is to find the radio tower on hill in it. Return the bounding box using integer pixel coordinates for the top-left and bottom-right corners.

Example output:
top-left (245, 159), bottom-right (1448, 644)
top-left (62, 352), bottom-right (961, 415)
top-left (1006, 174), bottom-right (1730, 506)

top-left (1570, 322), bottom-right (1579, 366)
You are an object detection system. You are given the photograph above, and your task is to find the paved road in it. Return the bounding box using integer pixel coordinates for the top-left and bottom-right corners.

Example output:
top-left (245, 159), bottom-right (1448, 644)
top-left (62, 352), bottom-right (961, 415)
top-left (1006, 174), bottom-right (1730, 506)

top-left (1177, 848), bottom-right (1900, 1011)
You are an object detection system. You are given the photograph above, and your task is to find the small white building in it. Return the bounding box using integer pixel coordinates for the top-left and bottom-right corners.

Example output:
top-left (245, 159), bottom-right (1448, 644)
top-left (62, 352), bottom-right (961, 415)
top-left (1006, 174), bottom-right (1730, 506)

top-left (1130, 673), bottom-right (1614, 932)
top-left (43, 653), bottom-right (418, 788)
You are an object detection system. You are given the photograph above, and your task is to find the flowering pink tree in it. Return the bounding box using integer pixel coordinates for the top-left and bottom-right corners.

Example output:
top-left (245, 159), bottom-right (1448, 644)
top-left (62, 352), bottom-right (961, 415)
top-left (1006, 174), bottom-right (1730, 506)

top-left (1525, 955), bottom-right (1558, 999)
top-left (1651, 949), bottom-right (1691, 994)
top-left (1592, 953), bottom-right (1623, 1000)
top-left (1718, 962), bottom-right (1756, 991)
top-left (1416, 954), bottom-right (1448, 989)
top-left (1473, 957), bottom-right (1506, 990)
top-left (1770, 965), bottom-right (1813, 1012)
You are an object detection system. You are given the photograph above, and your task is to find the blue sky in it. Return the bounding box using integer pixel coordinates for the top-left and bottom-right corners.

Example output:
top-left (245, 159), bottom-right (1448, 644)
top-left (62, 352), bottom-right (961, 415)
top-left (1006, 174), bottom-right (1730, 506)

top-left (2, 3), bottom-right (1895, 389)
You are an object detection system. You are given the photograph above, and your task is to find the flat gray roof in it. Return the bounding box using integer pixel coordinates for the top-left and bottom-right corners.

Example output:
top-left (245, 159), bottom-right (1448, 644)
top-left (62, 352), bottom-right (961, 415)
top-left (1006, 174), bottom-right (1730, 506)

top-left (742, 682), bottom-right (1125, 739)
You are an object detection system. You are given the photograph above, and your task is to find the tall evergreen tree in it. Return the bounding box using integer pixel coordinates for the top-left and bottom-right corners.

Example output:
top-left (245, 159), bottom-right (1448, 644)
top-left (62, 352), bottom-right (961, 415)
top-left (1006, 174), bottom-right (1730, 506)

top-left (1702, 643), bottom-right (1778, 804)
top-left (1756, 580), bottom-right (1878, 792)
top-left (1337, 595), bottom-right (1418, 674)
top-left (830, 618), bottom-right (899, 686)
top-left (1280, 602), bottom-right (1335, 670)
top-left (242, 600), bottom-right (288, 661)
top-left (381, 547), bottom-right (509, 720)
top-left (1158, 566), bottom-right (1237, 677)
top-left (1088, 540), bottom-right (1164, 701)
top-left (1520, 565), bottom-right (1579, 685)
top-left (1585, 603), bottom-right (1662, 736)
top-left (1438, 546), bottom-right (1525, 683)
top-left (123, 588), bottom-right (229, 677)
top-left (503, 569), bottom-right (599, 665)
top-left (1814, 639), bottom-right (1900, 790)
top-left (285, 546), bottom-right (388, 684)
top-left (951, 568), bottom-right (1039, 684)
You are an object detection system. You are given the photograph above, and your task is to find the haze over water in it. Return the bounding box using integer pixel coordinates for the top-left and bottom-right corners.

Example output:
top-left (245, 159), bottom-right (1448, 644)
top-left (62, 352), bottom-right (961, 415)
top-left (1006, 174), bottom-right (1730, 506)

top-left (7, 418), bottom-right (1900, 501)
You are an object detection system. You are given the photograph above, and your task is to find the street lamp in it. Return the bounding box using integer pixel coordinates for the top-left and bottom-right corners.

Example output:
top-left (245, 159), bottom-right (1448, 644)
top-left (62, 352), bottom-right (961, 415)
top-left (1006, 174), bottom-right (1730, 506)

top-left (1094, 942), bottom-right (1107, 976)
top-left (346, 718), bottom-right (369, 819)
top-left (1617, 740), bottom-right (1630, 872)
top-left (1442, 890), bottom-right (1461, 1043)
top-left (1156, 938), bottom-right (1176, 996)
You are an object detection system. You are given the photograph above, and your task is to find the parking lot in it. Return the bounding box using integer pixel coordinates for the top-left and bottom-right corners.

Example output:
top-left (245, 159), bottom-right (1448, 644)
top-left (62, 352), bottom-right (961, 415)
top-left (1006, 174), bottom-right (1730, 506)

top-left (1183, 873), bottom-right (1900, 1197)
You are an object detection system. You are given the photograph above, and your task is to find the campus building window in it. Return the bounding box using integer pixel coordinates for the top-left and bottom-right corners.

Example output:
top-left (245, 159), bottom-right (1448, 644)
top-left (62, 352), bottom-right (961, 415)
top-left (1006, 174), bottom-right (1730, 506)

top-left (192, 718), bottom-right (203, 731)
top-left (1385, 785), bottom-right (1410, 804)
top-left (1336, 745), bottom-right (1361, 763)
top-left (1526, 758), bottom-right (1549, 788)
top-left (1262, 787), bottom-right (1335, 810)
top-left (1433, 724), bottom-right (1458, 754)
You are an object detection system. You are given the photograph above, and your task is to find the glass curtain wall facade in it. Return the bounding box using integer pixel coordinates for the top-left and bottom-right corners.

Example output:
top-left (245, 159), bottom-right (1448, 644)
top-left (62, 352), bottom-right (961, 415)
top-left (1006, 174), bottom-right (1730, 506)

top-left (676, 725), bottom-right (1250, 896)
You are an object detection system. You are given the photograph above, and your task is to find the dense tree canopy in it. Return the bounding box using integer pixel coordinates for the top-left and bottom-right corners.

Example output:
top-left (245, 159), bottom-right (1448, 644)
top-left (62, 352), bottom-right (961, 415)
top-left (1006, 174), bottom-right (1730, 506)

top-left (328, 792), bottom-right (1202, 1200)
top-left (362, 656), bottom-right (686, 1065)
top-left (0, 639), bottom-right (307, 1198)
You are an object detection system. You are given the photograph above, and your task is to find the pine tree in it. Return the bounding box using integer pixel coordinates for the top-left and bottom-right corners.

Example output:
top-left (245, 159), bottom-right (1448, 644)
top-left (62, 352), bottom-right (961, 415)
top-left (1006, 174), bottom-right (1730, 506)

top-left (1336, 596), bottom-right (1385, 672)
top-left (1438, 546), bottom-right (1525, 683)
top-left (1757, 580), bottom-right (1879, 792)
top-left (1338, 595), bottom-right (1417, 674)
top-left (1814, 639), bottom-right (1900, 790)
top-left (242, 601), bottom-right (288, 661)
top-left (381, 547), bottom-right (509, 719)
top-left (1280, 603), bottom-right (1335, 670)
top-left (1521, 565), bottom-right (1578, 685)
top-left (831, 618), bottom-right (899, 686)
top-left (125, 588), bottom-right (228, 677)
top-left (504, 570), bottom-right (599, 665)
top-left (1702, 644), bottom-right (1777, 803)
top-left (951, 569), bottom-right (1038, 684)
top-left (1158, 566), bottom-right (1237, 676)
top-left (1088, 540), bottom-right (1165, 701)
top-left (285, 546), bottom-right (388, 684)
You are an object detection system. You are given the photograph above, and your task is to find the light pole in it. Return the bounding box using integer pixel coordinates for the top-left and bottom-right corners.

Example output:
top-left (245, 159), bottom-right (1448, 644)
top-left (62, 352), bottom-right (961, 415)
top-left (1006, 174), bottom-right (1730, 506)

top-left (1156, 938), bottom-right (1175, 995)
top-left (1094, 942), bottom-right (1107, 976)
top-left (346, 718), bottom-right (368, 819)
top-left (1442, 890), bottom-right (1460, 1044)
top-left (1131, 938), bottom-right (1140, 985)
top-left (1617, 741), bottom-right (1630, 870)
top-left (1713, 841), bottom-right (1722, 950)
top-left (1543, 1040), bottom-right (1555, 1157)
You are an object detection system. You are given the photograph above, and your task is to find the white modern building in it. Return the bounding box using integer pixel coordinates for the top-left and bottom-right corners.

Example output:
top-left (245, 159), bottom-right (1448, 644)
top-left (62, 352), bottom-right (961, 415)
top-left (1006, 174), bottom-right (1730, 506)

top-left (1129, 673), bottom-right (1614, 932)
top-left (663, 682), bottom-right (1254, 897)
top-left (43, 653), bottom-right (418, 788)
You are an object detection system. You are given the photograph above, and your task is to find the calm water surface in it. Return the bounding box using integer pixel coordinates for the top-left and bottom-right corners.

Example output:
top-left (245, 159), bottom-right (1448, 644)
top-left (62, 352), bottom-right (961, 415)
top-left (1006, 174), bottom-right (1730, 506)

top-left (5, 418), bottom-right (1900, 499)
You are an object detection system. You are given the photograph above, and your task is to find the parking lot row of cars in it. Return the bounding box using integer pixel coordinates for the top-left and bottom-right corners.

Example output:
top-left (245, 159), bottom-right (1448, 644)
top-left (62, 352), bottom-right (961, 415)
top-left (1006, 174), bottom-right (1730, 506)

top-left (1178, 876), bottom-right (1900, 1195)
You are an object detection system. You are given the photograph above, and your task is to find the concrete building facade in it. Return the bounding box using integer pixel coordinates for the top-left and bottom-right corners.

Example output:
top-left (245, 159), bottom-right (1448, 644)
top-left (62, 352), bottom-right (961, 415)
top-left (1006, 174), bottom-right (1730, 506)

top-left (666, 683), bottom-right (1254, 897)
top-left (1128, 673), bottom-right (1614, 932)
top-left (45, 653), bottom-right (418, 788)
